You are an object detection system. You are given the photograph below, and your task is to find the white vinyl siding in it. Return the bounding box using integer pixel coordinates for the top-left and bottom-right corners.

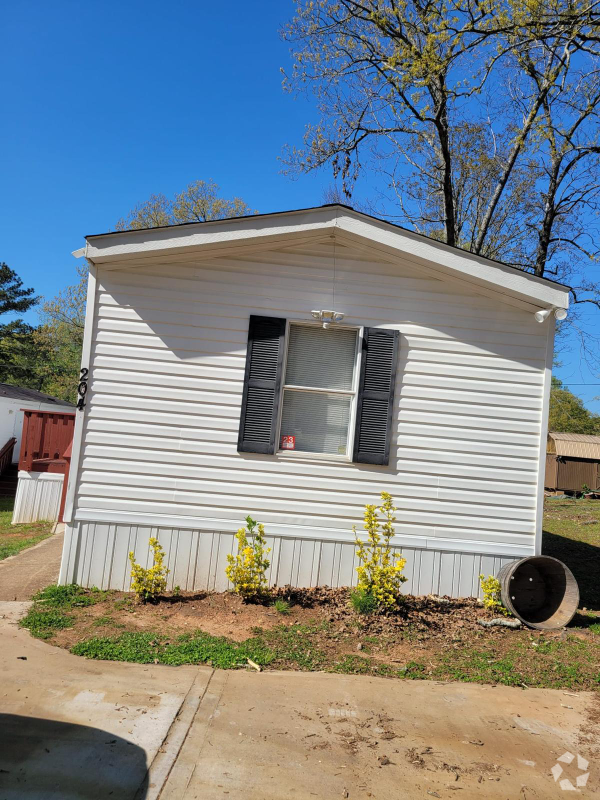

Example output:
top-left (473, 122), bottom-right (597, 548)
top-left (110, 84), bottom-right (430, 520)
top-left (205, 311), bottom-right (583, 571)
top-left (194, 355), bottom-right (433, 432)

top-left (72, 240), bottom-right (549, 556)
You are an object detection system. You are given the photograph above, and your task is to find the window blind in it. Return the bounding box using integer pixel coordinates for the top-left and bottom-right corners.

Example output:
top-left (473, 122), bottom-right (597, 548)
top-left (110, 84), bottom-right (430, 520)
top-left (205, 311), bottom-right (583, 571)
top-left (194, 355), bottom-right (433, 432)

top-left (285, 325), bottom-right (357, 390)
top-left (280, 390), bottom-right (352, 455)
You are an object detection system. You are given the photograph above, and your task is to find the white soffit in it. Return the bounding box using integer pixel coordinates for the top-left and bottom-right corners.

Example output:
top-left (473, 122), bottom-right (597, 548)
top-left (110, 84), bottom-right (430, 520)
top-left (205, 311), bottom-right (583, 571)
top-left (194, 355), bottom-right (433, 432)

top-left (81, 205), bottom-right (569, 310)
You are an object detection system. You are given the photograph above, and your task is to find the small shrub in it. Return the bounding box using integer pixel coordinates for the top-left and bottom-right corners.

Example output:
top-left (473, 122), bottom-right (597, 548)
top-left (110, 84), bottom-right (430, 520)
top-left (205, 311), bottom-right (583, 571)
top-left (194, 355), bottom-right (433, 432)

top-left (274, 598), bottom-right (291, 615)
top-left (225, 516), bottom-right (271, 600)
top-left (479, 574), bottom-right (509, 615)
top-left (350, 588), bottom-right (379, 615)
top-left (354, 492), bottom-right (407, 611)
top-left (129, 538), bottom-right (169, 602)
top-left (172, 585), bottom-right (181, 597)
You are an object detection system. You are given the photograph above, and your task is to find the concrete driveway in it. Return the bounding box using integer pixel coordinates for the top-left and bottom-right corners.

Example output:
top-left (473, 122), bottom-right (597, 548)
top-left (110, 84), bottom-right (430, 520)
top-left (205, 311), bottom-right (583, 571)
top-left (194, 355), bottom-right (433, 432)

top-left (0, 603), bottom-right (597, 800)
top-left (0, 602), bottom-right (210, 800)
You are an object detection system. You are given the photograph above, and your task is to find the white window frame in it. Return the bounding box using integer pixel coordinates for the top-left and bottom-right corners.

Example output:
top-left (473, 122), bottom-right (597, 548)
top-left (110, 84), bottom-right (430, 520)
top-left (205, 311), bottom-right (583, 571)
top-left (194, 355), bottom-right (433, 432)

top-left (276, 320), bottom-right (363, 461)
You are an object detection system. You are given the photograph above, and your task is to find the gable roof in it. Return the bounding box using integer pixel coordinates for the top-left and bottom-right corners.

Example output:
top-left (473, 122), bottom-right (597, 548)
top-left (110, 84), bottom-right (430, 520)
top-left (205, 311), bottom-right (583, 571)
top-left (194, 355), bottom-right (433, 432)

top-left (0, 383), bottom-right (75, 407)
top-left (77, 204), bottom-right (570, 311)
top-left (547, 432), bottom-right (600, 460)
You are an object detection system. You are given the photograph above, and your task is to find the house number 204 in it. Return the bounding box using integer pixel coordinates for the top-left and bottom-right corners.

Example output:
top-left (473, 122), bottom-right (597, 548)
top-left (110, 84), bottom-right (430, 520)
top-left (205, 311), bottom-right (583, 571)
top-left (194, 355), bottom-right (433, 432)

top-left (77, 368), bottom-right (89, 411)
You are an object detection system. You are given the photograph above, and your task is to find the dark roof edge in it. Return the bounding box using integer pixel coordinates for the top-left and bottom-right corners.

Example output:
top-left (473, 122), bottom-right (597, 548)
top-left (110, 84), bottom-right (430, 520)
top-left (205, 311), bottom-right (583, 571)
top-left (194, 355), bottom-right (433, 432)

top-left (0, 383), bottom-right (76, 406)
top-left (85, 204), bottom-right (350, 240)
top-left (84, 203), bottom-right (570, 293)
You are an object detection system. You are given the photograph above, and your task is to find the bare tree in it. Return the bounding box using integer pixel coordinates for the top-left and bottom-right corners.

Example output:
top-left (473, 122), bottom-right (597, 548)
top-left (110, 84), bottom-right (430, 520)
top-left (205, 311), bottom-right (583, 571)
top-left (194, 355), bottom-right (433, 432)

top-left (282, 1), bottom-right (600, 337)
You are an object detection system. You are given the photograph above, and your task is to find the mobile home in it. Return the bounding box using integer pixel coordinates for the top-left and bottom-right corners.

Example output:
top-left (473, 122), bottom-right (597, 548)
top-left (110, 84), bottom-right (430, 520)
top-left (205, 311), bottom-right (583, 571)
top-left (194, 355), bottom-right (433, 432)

top-left (59, 205), bottom-right (569, 597)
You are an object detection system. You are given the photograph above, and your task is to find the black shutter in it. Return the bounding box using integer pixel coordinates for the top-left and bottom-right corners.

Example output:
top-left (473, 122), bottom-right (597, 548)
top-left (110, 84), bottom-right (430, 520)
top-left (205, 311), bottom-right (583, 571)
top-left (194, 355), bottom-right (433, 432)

top-left (237, 315), bottom-right (286, 454)
top-left (352, 328), bottom-right (399, 466)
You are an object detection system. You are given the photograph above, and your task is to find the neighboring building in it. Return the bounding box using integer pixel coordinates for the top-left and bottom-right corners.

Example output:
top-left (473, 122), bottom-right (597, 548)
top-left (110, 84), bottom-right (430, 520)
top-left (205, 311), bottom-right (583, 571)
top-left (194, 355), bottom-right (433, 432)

top-left (12, 408), bottom-right (76, 524)
top-left (545, 432), bottom-right (600, 494)
top-left (0, 384), bottom-right (74, 464)
top-left (59, 205), bottom-right (569, 597)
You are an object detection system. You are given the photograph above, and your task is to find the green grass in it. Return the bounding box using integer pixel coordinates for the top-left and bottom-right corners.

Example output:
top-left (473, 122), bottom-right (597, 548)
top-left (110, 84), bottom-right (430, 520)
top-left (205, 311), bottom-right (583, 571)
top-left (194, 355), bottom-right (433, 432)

top-left (331, 654), bottom-right (373, 674)
top-left (20, 584), bottom-right (108, 639)
top-left (20, 608), bottom-right (73, 640)
top-left (92, 615), bottom-right (121, 627)
top-left (72, 631), bottom-right (276, 669)
top-left (432, 638), bottom-right (599, 689)
top-left (257, 622), bottom-right (329, 670)
top-left (543, 498), bottom-right (600, 610)
top-left (33, 584), bottom-right (107, 608)
top-left (0, 497), bottom-right (53, 560)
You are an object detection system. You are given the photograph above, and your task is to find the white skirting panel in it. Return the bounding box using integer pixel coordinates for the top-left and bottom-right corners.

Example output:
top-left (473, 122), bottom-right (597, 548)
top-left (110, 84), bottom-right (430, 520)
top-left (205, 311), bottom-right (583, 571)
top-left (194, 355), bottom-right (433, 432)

top-left (59, 522), bottom-right (520, 599)
top-left (12, 472), bottom-right (64, 524)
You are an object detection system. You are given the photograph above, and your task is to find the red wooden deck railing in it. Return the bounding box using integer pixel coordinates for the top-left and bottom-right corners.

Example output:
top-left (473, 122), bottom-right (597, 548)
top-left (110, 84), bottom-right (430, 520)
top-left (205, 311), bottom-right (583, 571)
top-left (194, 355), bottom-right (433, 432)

top-left (19, 410), bottom-right (76, 522)
top-left (0, 437), bottom-right (16, 476)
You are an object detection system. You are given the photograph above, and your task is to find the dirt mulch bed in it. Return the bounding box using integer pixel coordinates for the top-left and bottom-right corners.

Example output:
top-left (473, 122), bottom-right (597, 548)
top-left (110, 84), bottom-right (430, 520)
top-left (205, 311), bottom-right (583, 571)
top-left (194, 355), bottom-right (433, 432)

top-left (50, 588), bottom-right (491, 648)
top-left (48, 587), bottom-right (599, 677)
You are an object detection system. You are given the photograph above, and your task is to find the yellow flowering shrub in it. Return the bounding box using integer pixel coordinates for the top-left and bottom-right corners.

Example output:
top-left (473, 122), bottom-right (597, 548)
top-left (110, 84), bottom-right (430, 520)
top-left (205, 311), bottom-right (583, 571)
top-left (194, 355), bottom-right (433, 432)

top-left (354, 492), bottom-right (407, 610)
top-left (129, 537), bottom-right (169, 602)
top-left (479, 574), bottom-right (509, 615)
top-left (226, 516), bottom-right (271, 600)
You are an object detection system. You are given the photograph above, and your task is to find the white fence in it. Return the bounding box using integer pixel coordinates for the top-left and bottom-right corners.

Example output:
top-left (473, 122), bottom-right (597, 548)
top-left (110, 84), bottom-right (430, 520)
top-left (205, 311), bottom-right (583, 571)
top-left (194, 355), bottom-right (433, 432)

top-left (12, 472), bottom-right (64, 524)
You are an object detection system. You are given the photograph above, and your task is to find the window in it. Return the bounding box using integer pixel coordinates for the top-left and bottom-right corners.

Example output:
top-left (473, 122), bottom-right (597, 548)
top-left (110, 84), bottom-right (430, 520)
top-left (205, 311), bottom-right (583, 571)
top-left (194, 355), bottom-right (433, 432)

top-left (278, 323), bottom-right (359, 456)
top-left (237, 315), bottom-right (399, 466)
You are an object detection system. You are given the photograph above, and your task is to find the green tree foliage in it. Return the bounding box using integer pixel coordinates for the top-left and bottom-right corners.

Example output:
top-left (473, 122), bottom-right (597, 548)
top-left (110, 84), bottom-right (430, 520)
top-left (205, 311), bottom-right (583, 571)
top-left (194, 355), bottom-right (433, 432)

top-left (0, 263), bottom-right (37, 319)
top-left (116, 179), bottom-right (256, 230)
top-left (283, 1), bottom-right (600, 363)
top-left (31, 263), bottom-right (88, 402)
top-left (20, 180), bottom-right (255, 400)
top-left (0, 263), bottom-right (38, 386)
top-left (549, 377), bottom-right (600, 435)
top-left (0, 327), bottom-right (46, 390)
top-left (115, 193), bottom-right (172, 230)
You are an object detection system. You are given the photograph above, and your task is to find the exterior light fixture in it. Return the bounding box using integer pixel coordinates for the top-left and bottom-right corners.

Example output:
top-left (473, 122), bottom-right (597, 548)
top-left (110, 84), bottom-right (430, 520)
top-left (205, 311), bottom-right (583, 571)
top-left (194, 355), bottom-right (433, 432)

top-left (310, 309), bottom-right (345, 329)
top-left (534, 308), bottom-right (568, 323)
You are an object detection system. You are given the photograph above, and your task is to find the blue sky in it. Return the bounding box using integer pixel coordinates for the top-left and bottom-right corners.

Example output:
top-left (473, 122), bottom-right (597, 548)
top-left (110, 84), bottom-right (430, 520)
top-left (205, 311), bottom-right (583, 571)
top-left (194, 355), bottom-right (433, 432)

top-left (2, 1), bottom-right (598, 411)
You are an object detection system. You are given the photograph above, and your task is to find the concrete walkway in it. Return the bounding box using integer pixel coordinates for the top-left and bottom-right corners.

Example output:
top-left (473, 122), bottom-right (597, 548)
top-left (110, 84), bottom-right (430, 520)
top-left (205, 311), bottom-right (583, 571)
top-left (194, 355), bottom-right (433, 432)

top-left (0, 604), bottom-right (597, 800)
top-left (0, 602), bottom-right (210, 800)
top-left (0, 526), bottom-right (64, 600)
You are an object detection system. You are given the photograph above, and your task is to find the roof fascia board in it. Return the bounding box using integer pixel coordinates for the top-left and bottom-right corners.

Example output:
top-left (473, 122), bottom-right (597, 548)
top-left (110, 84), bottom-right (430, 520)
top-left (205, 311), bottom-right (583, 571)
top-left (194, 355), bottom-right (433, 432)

top-left (83, 204), bottom-right (569, 309)
top-left (97, 232), bottom-right (335, 271)
top-left (333, 230), bottom-right (543, 313)
top-left (84, 207), bottom-right (338, 263)
top-left (336, 210), bottom-right (569, 310)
